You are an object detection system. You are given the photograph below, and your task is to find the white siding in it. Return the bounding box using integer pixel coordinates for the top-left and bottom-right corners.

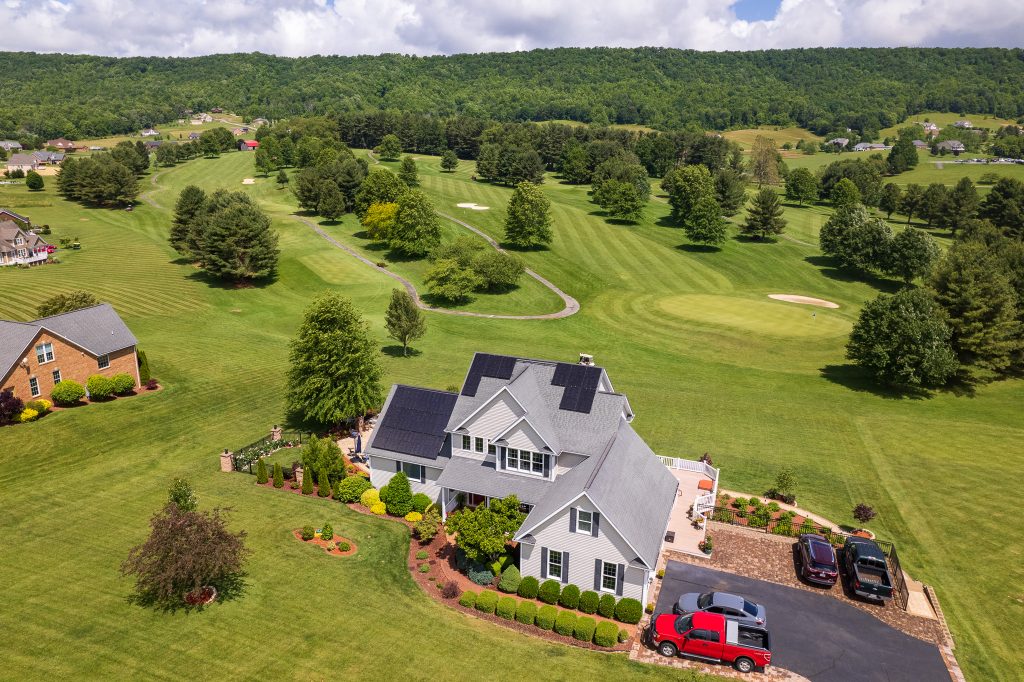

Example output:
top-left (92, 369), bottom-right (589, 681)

top-left (461, 390), bottom-right (522, 440)
top-left (519, 495), bottom-right (649, 601)
top-left (503, 420), bottom-right (549, 453)
top-left (368, 455), bottom-right (443, 503)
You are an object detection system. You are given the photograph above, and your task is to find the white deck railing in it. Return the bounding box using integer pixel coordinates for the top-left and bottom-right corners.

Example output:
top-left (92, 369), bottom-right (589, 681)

top-left (659, 456), bottom-right (719, 483)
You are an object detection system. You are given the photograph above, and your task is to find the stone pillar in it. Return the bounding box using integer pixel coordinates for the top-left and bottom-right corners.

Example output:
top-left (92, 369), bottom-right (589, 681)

top-left (270, 425), bottom-right (283, 442)
top-left (219, 449), bottom-right (234, 473)
top-left (294, 465), bottom-right (303, 488)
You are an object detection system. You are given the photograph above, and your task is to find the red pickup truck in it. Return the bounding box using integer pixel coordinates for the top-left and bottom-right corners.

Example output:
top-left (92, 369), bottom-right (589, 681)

top-left (647, 611), bottom-right (772, 673)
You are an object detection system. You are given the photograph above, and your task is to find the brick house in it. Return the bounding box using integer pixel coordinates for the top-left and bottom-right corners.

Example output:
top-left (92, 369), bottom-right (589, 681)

top-left (0, 304), bottom-right (139, 402)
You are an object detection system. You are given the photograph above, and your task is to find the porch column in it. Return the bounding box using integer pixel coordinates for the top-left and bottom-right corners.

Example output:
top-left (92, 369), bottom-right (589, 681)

top-left (441, 488), bottom-right (447, 521)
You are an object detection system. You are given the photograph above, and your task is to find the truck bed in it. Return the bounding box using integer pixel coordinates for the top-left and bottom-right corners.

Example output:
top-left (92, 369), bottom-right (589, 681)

top-left (855, 565), bottom-right (892, 587)
top-left (727, 620), bottom-right (771, 651)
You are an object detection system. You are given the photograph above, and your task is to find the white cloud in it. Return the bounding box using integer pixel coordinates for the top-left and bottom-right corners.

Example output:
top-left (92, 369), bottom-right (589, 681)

top-left (0, 0), bottom-right (1020, 57)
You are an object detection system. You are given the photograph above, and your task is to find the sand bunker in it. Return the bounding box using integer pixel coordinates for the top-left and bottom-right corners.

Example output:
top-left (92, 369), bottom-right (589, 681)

top-left (242, 178), bottom-right (255, 185)
top-left (456, 202), bottom-right (490, 211)
top-left (768, 294), bottom-right (839, 309)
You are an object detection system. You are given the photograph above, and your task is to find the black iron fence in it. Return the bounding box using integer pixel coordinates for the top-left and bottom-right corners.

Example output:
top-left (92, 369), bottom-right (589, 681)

top-left (231, 430), bottom-right (309, 473)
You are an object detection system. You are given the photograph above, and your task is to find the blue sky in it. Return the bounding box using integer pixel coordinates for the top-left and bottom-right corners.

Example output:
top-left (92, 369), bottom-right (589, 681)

top-left (732, 0), bottom-right (782, 22)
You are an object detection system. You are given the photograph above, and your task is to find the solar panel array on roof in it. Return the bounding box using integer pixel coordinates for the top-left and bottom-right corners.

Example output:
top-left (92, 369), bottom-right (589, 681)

top-left (460, 353), bottom-right (517, 396)
top-left (372, 386), bottom-right (458, 459)
top-left (552, 363), bottom-right (602, 413)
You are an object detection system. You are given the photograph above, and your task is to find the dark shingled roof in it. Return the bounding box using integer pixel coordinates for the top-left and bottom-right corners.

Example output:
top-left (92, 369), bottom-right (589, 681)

top-left (370, 385), bottom-right (458, 460)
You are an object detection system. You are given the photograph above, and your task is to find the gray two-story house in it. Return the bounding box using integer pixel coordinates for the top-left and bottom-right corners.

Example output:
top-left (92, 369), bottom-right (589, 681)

top-left (366, 353), bottom-right (678, 604)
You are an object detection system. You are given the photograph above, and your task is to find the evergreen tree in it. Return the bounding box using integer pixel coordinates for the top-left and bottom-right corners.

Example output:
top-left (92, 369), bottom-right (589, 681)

top-left (899, 184), bottom-right (925, 224)
top-left (504, 181), bottom-right (552, 248)
top-left (286, 292), bottom-right (385, 425)
top-left (25, 170), bottom-right (44, 191)
top-left (830, 177), bottom-right (861, 210)
top-left (714, 167), bottom-right (747, 217)
top-left (878, 183), bottom-right (901, 219)
top-left (301, 468), bottom-right (314, 495)
top-left (276, 169), bottom-right (289, 185)
top-left (317, 466), bottom-right (331, 497)
top-left (886, 136), bottom-right (919, 174)
top-left (440, 150), bottom-right (459, 172)
top-left (939, 177), bottom-right (979, 233)
top-left (376, 134), bottom-right (402, 161)
top-left (389, 190), bottom-right (441, 256)
top-left (255, 458), bottom-right (268, 484)
top-left (198, 191), bottom-right (279, 281)
top-left (272, 462), bottom-right (284, 488)
top-left (684, 195), bottom-right (727, 246)
top-left (170, 185), bottom-right (207, 256)
top-left (380, 471), bottom-right (414, 516)
top-left (317, 182), bottom-right (347, 221)
top-left (398, 156), bottom-right (418, 186)
top-left (385, 288), bottom-right (426, 356)
top-left (742, 188), bottom-right (786, 239)
top-left (784, 167), bottom-right (818, 206)
top-left (979, 177), bottom-right (1024, 236)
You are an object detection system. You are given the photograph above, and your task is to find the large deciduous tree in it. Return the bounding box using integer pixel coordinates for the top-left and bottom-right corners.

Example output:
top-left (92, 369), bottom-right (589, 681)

top-left (819, 205), bottom-right (891, 272)
top-left (683, 195), bottom-right (727, 246)
top-left (36, 290), bottom-right (99, 317)
top-left (424, 258), bottom-right (484, 302)
top-left (886, 136), bottom-right (919, 174)
top-left (398, 156), bottom-right (418, 186)
top-left (504, 181), bottom-right (552, 248)
top-left (375, 134), bottom-right (402, 161)
top-left (389, 190), bottom-right (441, 256)
top-left (884, 228), bottom-right (940, 283)
top-left (830, 177), bottom-right (861, 210)
top-left (384, 288), bottom-right (426, 356)
top-left (878, 183), bottom-right (901, 219)
top-left (445, 495), bottom-right (527, 563)
top-left (784, 167), bottom-right (819, 206)
top-left (939, 177), bottom-right (979, 234)
top-left (749, 136), bottom-right (780, 186)
top-left (664, 164), bottom-right (714, 223)
top-left (354, 169), bottom-right (408, 219)
top-left (741, 188), bottom-right (786, 239)
top-left (440, 149), bottom-right (459, 172)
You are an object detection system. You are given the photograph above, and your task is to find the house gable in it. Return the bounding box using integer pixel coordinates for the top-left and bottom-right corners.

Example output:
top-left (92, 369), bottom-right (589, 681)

top-left (522, 493), bottom-right (647, 569)
top-left (495, 416), bottom-right (553, 454)
top-left (454, 387), bottom-right (525, 439)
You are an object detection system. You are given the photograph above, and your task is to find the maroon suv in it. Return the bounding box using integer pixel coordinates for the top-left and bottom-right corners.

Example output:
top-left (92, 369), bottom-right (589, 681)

top-left (796, 533), bottom-right (838, 586)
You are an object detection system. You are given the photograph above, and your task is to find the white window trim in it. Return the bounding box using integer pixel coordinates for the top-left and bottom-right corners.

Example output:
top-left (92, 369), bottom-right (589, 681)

top-left (401, 461), bottom-right (422, 480)
top-left (461, 434), bottom-right (471, 451)
top-left (505, 448), bottom-right (545, 477)
top-left (29, 377), bottom-right (40, 397)
top-left (52, 368), bottom-right (62, 384)
top-left (36, 342), bottom-right (54, 365)
top-left (600, 560), bottom-right (618, 593)
top-left (548, 550), bottom-right (563, 580)
top-left (576, 509), bottom-right (593, 535)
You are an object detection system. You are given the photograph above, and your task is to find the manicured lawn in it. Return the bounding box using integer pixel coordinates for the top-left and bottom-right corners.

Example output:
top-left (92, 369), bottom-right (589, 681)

top-left (2, 148), bottom-right (1022, 681)
top-left (722, 126), bottom-right (822, 150)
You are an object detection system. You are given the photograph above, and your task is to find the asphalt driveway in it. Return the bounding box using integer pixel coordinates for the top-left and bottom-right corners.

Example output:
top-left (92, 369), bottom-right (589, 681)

top-left (655, 561), bottom-right (949, 682)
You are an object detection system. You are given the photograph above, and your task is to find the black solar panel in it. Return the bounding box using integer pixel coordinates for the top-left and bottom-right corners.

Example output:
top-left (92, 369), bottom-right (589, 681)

top-left (552, 363), bottom-right (602, 413)
top-left (460, 353), bottom-right (518, 396)
top-left (372, 386), bottom-right (458, 459)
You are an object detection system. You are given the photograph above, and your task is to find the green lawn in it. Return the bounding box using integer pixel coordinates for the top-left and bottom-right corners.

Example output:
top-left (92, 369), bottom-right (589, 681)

top-left (2, 149), bottom-right (1023, 681)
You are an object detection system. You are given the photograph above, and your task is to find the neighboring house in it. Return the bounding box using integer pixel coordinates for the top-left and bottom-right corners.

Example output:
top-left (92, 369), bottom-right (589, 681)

top-left (0, 221), bottom-right (50, 267)
top-left (45, 138), bottom-right (76, 150)
top-left (0, 208), bottom-right (31, 227)
top-left (825, 138), bottom-right (849, 148)
top-left (210, 107), bottom-right (224, 114)
top-left (0, 140), bottom-right (24, 152)
top-left (6, 153), bottom-right (38, 172)
top-left (365, 353), bottom-right (679, 603)
top-left (231, 127), bottom-right (250, 135)
top-left (852, 142), bottom-right (889, 152)
top-left (937, 140), bottom-right (966, 153)
top-left (144, 141), bottom-right (162, 151)
top-left (140, 128), bottom-right (159, 137)
top-left (188, 132), bottom-right (201, 140)
top-left (238, 140), bottom-right (259, 151)
top-left (31, 151), bottom-right (64, 165)
top-left (921, 122), bottom-right (939, 132)
top-left (0, 304), bottom-right (139, 402)
top-left (912, 139), bottom-right (929, 149)
top-left (954, 120), bottom-right (972, 128)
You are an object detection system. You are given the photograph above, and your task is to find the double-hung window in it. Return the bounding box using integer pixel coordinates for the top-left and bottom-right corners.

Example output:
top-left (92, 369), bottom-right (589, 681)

top-left (52, 368), bottom-right (62, 384)
top-left (576, 510), bottom-right (593, 535)
top-left (461, 434), bottom-right (471, 450)
top-left (506, 448), bottom-right (519, 469)
top-left (548, 550), bottom-right (563, 580)
top-left (29, 377), bottom-right (40, 397)
top-left (35, 342), bottom-right (54, 364)
top-left (401, 462), bottom-right (422, 481)
top-left (487, 443), bottom-right (496, 455)
top-left (474, 437), bottom-right (484, 453)
top-left (507, 449), bottom-right (544, 475)
top-left (97, 354), bottom-right (110, 370)
top-left (601, 561), bottom-right (618, 592)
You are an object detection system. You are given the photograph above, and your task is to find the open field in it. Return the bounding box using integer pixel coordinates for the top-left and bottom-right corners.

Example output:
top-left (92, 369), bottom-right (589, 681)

top-left (879, 111), bottom-right (1021, 138)
top-left (75, 114), bottom-right (245, 149)
top-left (2, 149), bottom-right (1023, 681)
top-left (722, 127), bottom-right (823, 150)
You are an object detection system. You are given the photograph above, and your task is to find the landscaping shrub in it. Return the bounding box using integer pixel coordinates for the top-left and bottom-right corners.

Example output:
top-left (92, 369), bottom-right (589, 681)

top-left (554, 610), bottom-right (578, 637)
top-left (50, 380), bottom-right (85, 405)
top-left (515, 600), bottom-right (537, 625)
top-left (573, 616), bottom-right (597, 642)
top-left (538, 579), bottom-right (561, 604)
top-left (713, 508), bottom-right (735, 523)
top-left (731, 496), bottom-right (748, 510)
top-left (646, 602), bottom-right (654, 614)
top-left (380, 471), bottom-right (414, 516)
top-left (359, 487), bottom-right (380, 508)
top-left (404, 511), bottom-right (423, 523)
top-left (615, 598), bottom-right (643, 625)
top-left (467, 562), bottom-right (494, 586)
top-left (0, 388), bottom-right (24, 425)
top-left (517, 575), bottom-right (539, 599)
top-left (320, 523), bottom-right (333, 541)
top-left (18, 408), bottom-right (39, 423)
top-left (411, 492), bottom-right (431, 514)
top-left (86, 374), bottom-right (115, 400)
top-left (138, 349), bottom-right (151, 383)
top-left (25, 399), bottom-right (51, 415)
top-left (316, 467), bottom-right (332, 497)
top-left (559, 583), bottom-right (581, 609)
top-left (145, 378), bottom-right (159, 390)
top-left (416, 550), bottom-right (429, 560)
top-left (598, 594), bottom-right (616, 619)
top-left (496, 596), bottom-right (517, 620)
top-left (442, 581), bottom-right (460, 599)
top-left (255, 458), bottom-right (268, 484)
top-left (301, 525), bottom-right (315, 541)
top-left (419, 563), bottom-right (430, 573)
top-left (338, 542), bottom-right (351, 552)
top-left (497, 564), bottom-right (522, 593)
top-left (370, 502), bottom-right (386, 515)
top-left (579, 590), bottom-right (599, 614)
top-left (459, 590), bottom-right (478, 608)
top-left (272, 463), bottom-right (284, 488)
top-left (475, 590), bottom-right (499, 614)
top-left (594, 621), bottom-right (618, 647)
top-left (414, 506), bottom-right (441, 542)
top-left (489, 552), bottom-right (514, 576)
top-left (335, 475), bottom-right (371, 502)
top-left (301, 469), bottom-right (314, 495)
top-left (111, 373), bottom-right (136, 395)
top-left (536, 605), bottom-right (558, 630)
top-left (618, 628), bottom-right (630, 643)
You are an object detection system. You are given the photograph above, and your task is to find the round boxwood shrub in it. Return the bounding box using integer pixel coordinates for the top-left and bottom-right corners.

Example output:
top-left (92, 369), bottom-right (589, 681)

top-left (618, 628), bottom-right (630, 643)
top-left (370, 501), bottom-right (386, 515)
top-left (458, 590), bottom-right (478, 608)
top-left (594, 621), bottom-right (619, 647)
top-left (467, 562), bottom-right (494, 586)
top-left (360, 487), bottom-right (380, 508)
top-left (579, 590), bottom-right (599, 614)
top-left (598, 593), bottom-right (616, 619)
top-left (416, 550), bottom-right (429, 560)
top-left (86, 374), bottom-right (115, 400)
top-left (538, 579), bottom-right (561, 605)
top-left (614, 598), bottom-right (643, 624)
top-left (496, 596), bottom-right (517, 620)
top-left (517, 575), bottom-right (539, 599)
top-left (559, 583), bottom-right (581, 609)
top-left (320, 523), bottom-right (334, 541)
top-left (475, 590), bottom-right (499, 615)
top-left (515, 600), bottom-right (538, 625)
top-left (404, 511), bottom-right (423, 522)
top-left (335, 475), bottom-right (372, 502)
top-left (536, 605), bottom-right (558, 631)
top-left (110, 372), bottom-right (136, 395)
top-left (418, 563), bottom-right (430, 573)
top-left (573, 616), bottom-right (597, 642)
top-left (301, 525), bottom-right (315, 541)
top-left (411, 492), bottom-right (431, 514)
top-left (338, 541), bottom-right (351, 552)
top-left (554, 610), bottom-right (578, 637)
top-left (18, 408), bottom-right (39, 423)
top-left (51, 380), bottom-right (85, 405)
top-left (497, 564), bottom-right (521, 593)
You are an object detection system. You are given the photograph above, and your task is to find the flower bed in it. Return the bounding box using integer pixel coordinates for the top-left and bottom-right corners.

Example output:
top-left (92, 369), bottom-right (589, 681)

top-left (715, 492), bottom-right (835, 540)
top-left (292, 528), bottom-right (357, 556)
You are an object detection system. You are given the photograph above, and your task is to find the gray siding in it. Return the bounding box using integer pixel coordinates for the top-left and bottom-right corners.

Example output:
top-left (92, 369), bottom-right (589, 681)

top-left (369, 455), bottom-right (443, 503)
top-left (554, 452), bottom-right (588, 477)
top-left (461, 390), bottom-right (522, 440)
top-left (504, 420), bottom-right (548, 453)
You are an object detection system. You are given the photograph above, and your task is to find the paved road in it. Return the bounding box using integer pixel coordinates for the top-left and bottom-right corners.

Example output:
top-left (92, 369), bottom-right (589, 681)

top-left (655, 561), bottom-right (949, 682)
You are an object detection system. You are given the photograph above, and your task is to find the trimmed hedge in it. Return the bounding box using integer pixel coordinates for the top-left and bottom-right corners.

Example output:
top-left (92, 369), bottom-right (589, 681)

top-left (111, 372), bottom-right (136, 395)
top-left (598, 593), bottom-right (617, 619)
top-left (496, 596), bottom-right (517, 620)
top-left (475, 590), bottom-right (499, 614)
top-left (594, 621), bottom-right (618, 647)
top-left (538, 579), bottom-right (561, 604)
top-left (497, 565), bottom-right (521, 593)
top-left (573, 616), bottom-right (597, 642)
top-left (515, 600), bottom-right (538, 625)
top-left (554, 610), bottom-right (578, 637)
top-left (559, 583), bottom-right (581, 609)
top-left (51, 379), bottom-right (85, 405)
top-left (536, 605), bottom-right (558, 630)
top-left (459, 590), bottom-right (478, 608)
top-left (411, 492), bottom-right (431, 513)
top-left (615, 598), bottom-right (643, 624)
top-left (579, 590), bottom-right (599, 614)
top-left (86, 374), bottom-right (115, 400)
top-left (335, 475), bottom-right (372, 502)
top-left (517, 576), bottom-right (539, 599)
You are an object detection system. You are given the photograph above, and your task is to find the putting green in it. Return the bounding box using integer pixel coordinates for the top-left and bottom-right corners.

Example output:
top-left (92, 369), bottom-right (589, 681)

top-left (657, 294), bottom-right (851, 338)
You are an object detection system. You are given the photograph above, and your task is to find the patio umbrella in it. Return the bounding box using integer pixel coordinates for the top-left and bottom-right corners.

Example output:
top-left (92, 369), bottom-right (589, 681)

top-left (355, 433), bottom-right (362, 453)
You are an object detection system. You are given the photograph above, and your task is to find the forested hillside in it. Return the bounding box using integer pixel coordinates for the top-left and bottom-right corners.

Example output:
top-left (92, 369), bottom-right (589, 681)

top-left (2, 47), bottom-right (1024, 140)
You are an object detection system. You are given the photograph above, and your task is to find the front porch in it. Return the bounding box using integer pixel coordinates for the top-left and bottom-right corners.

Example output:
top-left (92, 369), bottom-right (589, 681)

top-left (658, 457), bottom-right (718, 558)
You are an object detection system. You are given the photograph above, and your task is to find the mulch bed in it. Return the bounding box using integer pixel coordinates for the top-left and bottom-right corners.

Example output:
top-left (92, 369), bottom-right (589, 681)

top-left (292, 528), bottom-right (357, 556)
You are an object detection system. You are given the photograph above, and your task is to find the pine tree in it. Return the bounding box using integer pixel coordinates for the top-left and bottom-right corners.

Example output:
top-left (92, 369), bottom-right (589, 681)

top-left (714, 168), bottom-right (747, 217)
top-left (504, 181), bottom-right (552, 248)
top-left (170, 185), bottom-right (207, 256)
top-left (286, 292), bottom-right (385, 426)
top-left (887, 136), bottom-right (919, 174)
top-left (939, 177), bottom-right (979, 233)
top-left (276, 169), bottom-right (289, 186)
top-left (301, 467), bottom-right (314, 495)
top-left (272, 462), bottom-right (284, 488)
top-left (742, 188), bottom-right (787, 239)
top-left (398, 156), bottom-right (418, 186)
top-left (198, 190), bottom-right (279, 281)
top-left (385, 289), bottom-right (426, 356)
top-left (317, 466), bottom-right (332, 497)
top-left (317, 182), bottom-right (347, 221)
top-left (440, 150), bottom-right (459, 172)
top-left (684, 195), bottom-right (727, 246)
top-left (389, 190), bottom-right (441, 256)
top-left (255, 458), bottom-right (268, 484)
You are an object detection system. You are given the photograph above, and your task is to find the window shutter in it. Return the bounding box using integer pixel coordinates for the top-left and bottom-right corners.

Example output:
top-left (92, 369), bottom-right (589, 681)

top-left (562, 552), bottom-right (570, 584)
top-left (569, 508), bottom-right (577, 533)
top-left (540, 547), bottom-right (548, 579)
top-left (543, 454), bottom-right (551, 479)
top-left (615, 564), bottom-right (624, 596)
top-left (395, 460), bottom-right (402, 473)
top-left (420, 467), bottom-right (426, 484)
top-left (500, 448), bottom-right (506, 470)
top-left (593, 559), bottom-right (602, 591)
top-left (592, 513), bottom-right (600, 538)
